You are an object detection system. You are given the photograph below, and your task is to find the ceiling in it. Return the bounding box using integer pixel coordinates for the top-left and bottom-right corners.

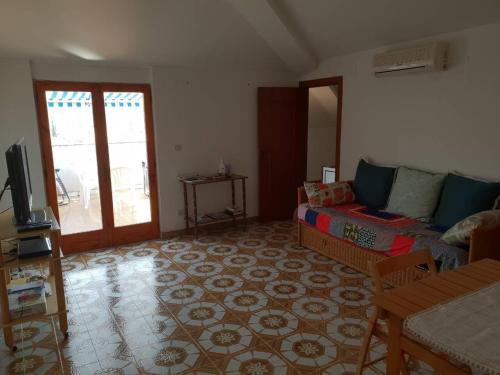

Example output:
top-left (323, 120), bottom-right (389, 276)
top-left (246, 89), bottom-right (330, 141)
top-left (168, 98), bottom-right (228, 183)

top-left (0, 0), bottom-right (284, 70)
top-left (275, 0), bottom-right (500, 59)
top-left (0, 0), bottom-right (499, 73)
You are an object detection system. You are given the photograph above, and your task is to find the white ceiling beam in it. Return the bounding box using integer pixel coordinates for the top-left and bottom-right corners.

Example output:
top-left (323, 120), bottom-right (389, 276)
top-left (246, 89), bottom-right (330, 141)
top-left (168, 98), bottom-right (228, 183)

top-left (226, 0), bottom-right (317, 73)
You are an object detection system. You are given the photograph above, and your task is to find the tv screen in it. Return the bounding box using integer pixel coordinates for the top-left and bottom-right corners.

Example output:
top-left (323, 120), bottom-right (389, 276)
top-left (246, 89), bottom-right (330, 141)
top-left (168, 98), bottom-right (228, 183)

top-left (5, 138), bottom-right (33, 224)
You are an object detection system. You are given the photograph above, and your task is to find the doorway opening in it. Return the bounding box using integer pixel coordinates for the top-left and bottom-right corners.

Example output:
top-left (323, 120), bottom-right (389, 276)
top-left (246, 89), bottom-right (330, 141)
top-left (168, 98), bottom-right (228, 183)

top-left (257, 76), bottom-right (342, 221)
top-left (35, 81), bottom-right (159, 252)
top-left (300, 77), bottom-right (343, 183)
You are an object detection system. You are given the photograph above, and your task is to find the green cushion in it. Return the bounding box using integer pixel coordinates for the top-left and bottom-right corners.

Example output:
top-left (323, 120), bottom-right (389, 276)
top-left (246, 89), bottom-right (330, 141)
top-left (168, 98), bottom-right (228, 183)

top-left (386, 167), bottom-right (446, 221)
top-left (433, 174), bottom-right (500, 228)
top-left (353, 159), bottom-right (396, 209)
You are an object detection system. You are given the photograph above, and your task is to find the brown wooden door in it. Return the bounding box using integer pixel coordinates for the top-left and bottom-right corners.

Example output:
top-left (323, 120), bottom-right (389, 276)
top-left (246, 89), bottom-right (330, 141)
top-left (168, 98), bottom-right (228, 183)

top-left (35, 81), bottom-right (160, 253)
top-left (258, 87), bottom-right (308, 221)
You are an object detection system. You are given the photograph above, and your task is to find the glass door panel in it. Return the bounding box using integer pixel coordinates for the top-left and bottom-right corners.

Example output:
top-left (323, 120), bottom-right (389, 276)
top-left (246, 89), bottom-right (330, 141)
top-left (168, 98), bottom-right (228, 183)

top-left (45, 91), bottom-right (103, 235)
top-left (103, 92), bottom-right (152, 227)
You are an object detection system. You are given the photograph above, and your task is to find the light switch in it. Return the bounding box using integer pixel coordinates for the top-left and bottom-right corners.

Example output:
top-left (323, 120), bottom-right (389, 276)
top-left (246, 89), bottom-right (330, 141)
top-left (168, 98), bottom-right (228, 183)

top-left (174, 144), bottom-right (183, 151)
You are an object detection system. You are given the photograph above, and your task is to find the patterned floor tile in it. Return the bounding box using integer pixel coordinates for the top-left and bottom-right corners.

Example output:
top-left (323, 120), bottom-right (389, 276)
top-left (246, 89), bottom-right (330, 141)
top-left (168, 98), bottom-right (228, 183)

top-left (11, 319), bottom-right (57, 348)
top-left (135, 339), bottom-right (202, 374)
top-left (0, 220), bottom-right (437, 374)
top-left (223, 289), bottom-right (269, 313)
top-left (264, 279), bottom-right (307, 300)
top-left (60, 360), bottom-right (101, 375)
top-left (198, 323), bottom-right (253, 354)
top-left (1, 345), bottom-right (62, 374)
top-left (241, 265), bottom-right (280, 283)
top-left (291, 296), bottom-right (340, 321)
top-left (280, 331), bottom-right (338, 369)
top-left (59, 330), bottom-right (100, 367)
top-left (176, 300), bottom-right (227, 328)
top-left (225, 349), bottom-right (289, 375)
top-left (223, 253), bottom-right (258, 269)
top-left (248, 309), bottom-right (299, 337)
top-left (160, 283), bottom-right (206, 306)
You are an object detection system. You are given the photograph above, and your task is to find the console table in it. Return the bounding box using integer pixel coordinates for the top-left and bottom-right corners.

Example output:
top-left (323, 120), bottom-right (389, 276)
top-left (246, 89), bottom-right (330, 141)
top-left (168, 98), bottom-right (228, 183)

top-left (0, 207), bottom-right (68, 350)
top-left (179, 174), bottom-right (247, 237)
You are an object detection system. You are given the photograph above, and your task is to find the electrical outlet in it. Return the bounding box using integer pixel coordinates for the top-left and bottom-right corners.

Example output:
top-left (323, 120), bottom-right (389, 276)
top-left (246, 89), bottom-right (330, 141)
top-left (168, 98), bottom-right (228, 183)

top-left (177, 209), bottom-right (184, 217)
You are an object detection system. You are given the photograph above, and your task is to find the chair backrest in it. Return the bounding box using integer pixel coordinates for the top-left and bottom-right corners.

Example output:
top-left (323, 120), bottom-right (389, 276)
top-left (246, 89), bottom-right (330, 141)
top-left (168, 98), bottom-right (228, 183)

top-left (368, 249), bottom-right (437, 293)
top-left (111, 167), bottom-right (132, 191)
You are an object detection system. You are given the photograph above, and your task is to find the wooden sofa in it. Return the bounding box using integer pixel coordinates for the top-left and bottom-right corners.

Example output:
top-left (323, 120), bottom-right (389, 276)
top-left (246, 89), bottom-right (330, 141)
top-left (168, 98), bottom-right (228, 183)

top-left (297, 186), bottom-right (500, 284)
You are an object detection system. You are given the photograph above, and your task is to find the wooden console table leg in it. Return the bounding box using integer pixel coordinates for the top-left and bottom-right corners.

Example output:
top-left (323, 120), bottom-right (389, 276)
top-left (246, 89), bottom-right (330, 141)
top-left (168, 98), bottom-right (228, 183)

top-left (183, 182), bottom-right (189, 234)
top-left (0, 266), bottom-right (14, 349)
top-left (242, 178), bottom-right (247, 228)
top-left (231, 180), bottom-right (236, 227)
top-left (192, 185), bottom-right (198, 238)
top-left (298, 222), bottom-right (303, 246)
top-left (51, 231), bottom-right (68, 338)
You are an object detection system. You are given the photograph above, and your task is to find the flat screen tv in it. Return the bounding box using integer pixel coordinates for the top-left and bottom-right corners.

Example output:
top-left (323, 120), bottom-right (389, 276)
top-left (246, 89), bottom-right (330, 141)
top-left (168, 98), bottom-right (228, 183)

top-left (5, 138), bottom-right (33, 224)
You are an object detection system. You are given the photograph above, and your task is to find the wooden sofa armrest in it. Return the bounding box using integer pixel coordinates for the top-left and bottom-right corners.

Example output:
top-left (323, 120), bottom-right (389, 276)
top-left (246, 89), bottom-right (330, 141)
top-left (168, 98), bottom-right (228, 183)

top-left (469, 223), bottom-right (500, 263)
top-left (298, 187), bottom-right (308, 206)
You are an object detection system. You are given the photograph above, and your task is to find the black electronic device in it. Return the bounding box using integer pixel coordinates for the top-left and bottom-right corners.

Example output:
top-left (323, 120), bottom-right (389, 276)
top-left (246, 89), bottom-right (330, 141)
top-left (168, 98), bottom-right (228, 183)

top-left (2, 139), bottom-right (52, 232)
top-left (4, 138), bottom-right (32, 224)
top-left (18, 236), bottom-right (52, 259)
top-left (15, 209), bottom-right (52, 233)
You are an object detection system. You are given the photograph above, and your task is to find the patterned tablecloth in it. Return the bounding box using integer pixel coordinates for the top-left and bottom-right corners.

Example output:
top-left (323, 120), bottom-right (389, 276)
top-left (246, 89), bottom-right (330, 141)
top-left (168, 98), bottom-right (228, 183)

top-left (404, 281), bottom-right (500, 375)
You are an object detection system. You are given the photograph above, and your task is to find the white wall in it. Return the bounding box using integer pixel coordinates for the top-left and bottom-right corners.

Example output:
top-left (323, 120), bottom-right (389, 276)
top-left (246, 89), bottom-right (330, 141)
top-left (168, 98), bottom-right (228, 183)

top-left (1, 59), bottom-right (295, 232)
top-left (0, 59), bottom-right (44, 212)
top-left (151, 67), bottom-right (295, 231)
top-left (31, 61), bottom-right (151, 83)
top-left (6, 22), bottom-right (498, 234)
top-left (301, 22), bottom-right (500, 181)
top-left (306, 89), bottom-right (336, 181)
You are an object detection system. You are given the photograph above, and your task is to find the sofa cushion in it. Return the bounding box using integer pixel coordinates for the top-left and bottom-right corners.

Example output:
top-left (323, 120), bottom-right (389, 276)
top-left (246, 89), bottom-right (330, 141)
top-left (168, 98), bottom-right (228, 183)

top-left (386, 167), bottom-right (446, 221)
top-left (297, 203), bottom-right (468, 270)
top-left (303, 181), bottom-right (355, 208)
top-left (442, 210), bottom-right (500, 245)
top-left (433, 174), bottom-right (500, 228)
top-left (353, 159), bottom-right (396, 209)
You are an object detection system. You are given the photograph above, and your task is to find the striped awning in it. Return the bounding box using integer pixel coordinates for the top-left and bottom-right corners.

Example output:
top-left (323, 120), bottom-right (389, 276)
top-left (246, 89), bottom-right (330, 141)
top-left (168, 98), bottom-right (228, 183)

top-left (46, 91), bottom-right (143, 108)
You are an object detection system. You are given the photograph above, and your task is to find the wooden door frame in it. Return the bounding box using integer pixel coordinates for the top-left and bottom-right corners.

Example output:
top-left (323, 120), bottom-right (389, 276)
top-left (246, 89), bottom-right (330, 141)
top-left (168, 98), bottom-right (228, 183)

top-left (299, 76), bottom-right (343, 181)
top-left (35, 80), bottom-right (111, 252)
top-left (34, 80), bottom-right (160, 252)
top-left (99, 83), bottom-right (160, 246)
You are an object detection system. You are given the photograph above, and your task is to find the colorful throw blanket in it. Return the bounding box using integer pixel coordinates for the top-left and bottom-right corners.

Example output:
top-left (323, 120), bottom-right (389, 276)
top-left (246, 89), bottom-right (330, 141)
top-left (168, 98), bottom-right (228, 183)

top-left (298, 203), bottom-right (468, 271)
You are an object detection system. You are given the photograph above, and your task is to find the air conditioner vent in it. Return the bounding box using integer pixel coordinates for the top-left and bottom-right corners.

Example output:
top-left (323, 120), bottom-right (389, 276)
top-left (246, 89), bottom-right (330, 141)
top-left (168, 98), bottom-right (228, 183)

top-left (373, 42), bottom-right (447, 77)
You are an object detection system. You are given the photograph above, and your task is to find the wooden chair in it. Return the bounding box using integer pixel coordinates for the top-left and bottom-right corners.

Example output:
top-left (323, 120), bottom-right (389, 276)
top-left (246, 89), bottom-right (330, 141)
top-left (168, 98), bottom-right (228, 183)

top-left (356, 249), bottom-right (437, 375)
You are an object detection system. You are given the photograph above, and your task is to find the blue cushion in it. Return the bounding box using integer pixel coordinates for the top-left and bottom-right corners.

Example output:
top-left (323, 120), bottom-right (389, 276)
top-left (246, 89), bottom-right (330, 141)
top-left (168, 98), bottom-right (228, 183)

top-left (433, 174), bottom-right (500, 228)
top-left (305, 209), bottom-right (319, 226)
top-left (353, 159), bottom-right (396, 209)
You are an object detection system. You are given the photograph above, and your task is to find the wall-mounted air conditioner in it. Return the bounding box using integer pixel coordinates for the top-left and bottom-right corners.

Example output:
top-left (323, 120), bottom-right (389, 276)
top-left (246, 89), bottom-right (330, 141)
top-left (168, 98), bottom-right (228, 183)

top-left (373, 42), bottom-right (447, 77)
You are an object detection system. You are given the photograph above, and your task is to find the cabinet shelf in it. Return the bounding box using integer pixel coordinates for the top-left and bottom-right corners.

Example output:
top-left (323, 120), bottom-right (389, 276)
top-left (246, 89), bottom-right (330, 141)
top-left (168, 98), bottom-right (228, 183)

top-left (0, 206), bottom-right (68, 349)
top-left (188, 212), bottom-right (245, 226)
top-left (1, 275), bottom-right (66, 328)
top-left (0, 248), bottom-right (64, 271)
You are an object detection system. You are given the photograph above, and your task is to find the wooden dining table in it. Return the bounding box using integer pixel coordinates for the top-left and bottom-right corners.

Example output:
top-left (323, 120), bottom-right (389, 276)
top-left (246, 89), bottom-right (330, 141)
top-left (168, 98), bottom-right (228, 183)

top-left (373, 258), bottom-right (500, 375)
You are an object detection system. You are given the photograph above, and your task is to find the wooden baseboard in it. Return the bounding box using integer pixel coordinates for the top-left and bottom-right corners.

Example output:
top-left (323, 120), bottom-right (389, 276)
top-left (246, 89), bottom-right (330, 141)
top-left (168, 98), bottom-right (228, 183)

top-left (161, 216), bottom-right (259, 239)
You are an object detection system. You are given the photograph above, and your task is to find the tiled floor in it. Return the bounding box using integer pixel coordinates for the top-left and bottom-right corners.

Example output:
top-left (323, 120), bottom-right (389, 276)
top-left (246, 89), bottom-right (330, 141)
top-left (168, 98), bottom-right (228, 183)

top-left (0, 221), bottom-right (433, 374)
